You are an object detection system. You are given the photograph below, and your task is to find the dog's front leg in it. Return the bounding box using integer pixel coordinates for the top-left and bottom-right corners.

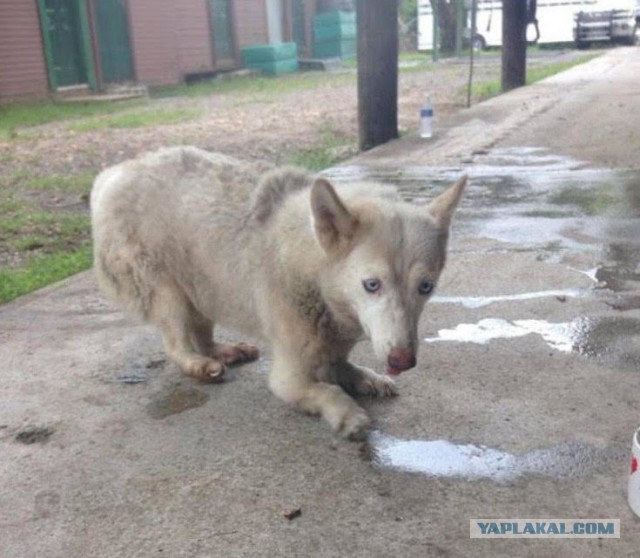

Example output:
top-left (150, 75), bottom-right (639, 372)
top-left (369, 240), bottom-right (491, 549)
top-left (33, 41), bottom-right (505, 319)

top-left (268, 346), bottom-right (371, 440)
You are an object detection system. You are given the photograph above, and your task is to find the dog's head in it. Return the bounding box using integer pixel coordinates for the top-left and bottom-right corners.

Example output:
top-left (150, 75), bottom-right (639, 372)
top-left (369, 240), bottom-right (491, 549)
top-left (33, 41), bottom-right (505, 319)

top-left (311, 175), bottom-right (466, 376)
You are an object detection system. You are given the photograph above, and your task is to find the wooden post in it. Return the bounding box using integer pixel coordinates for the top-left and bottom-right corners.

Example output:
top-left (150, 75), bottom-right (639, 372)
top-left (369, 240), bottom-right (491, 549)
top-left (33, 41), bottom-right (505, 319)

top-left (455, 0), bottom-right (464, 58)
top-left (501, 0), bottom-right (527, 91)
top-left (356, 0), bottom-right (399, 151)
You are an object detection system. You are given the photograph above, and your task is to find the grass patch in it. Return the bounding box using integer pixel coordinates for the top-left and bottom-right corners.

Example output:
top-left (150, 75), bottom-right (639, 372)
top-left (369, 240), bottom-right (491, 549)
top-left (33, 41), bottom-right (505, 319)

top-left (289, 123), bottom-right (355, 171)
top-left (69, 106), bottom-right (201, 132)
top-left (0, 99), bottom-right (143, 139)
top-left (23, 172), bottom-right (94, 193)
top-left (1, 211), bottom-right (90, 250)
top-left (0, 176), bottom-right (93, 304)
top-left (151, 71), bottom-right (355, 99)
top-left (0, 246), bottom-right (92, 304)
top-left (526, 55), bottom-right (598, 83)
top-left (0, 195), bottom-right (30, 214)
top-left (468, 53), bottom-right (598, 103)
top-left (339, 51), bottom-right (432, 71)
top-left (470, 80), bottom-right (502, 103)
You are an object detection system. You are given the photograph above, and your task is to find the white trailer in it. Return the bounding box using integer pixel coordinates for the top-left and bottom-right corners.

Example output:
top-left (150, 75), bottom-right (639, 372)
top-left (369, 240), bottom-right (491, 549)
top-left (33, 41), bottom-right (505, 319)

top-left (418, 0), bottom-right (604, 50)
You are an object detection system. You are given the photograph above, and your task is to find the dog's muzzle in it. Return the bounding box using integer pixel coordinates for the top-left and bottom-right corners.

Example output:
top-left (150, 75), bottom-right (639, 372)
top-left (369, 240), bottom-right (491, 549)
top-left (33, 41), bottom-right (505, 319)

top-left (386, 348), bottom-right (417, 376)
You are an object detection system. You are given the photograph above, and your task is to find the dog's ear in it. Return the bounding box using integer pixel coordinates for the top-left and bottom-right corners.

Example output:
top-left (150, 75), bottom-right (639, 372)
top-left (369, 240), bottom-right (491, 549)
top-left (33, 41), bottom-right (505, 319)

top-left (311, 178), bottom-right (358, 252)
top-left (427, 175), bottom-right (467, 228)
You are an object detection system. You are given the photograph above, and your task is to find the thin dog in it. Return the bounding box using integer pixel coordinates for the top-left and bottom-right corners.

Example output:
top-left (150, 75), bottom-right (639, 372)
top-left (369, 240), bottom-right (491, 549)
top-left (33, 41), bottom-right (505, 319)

top-left (91, 147), bottom-right (466, 439)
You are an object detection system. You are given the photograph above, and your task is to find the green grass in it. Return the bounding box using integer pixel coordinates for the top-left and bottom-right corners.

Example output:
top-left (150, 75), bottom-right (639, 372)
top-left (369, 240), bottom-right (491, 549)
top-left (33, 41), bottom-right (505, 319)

top-left (1, 211), bottom-right (90, 250)
top-left (526, 55), bottom-right (598, 83)
top-left (339, 51), bottom-right (431, 71)
top-left (289, 123), bottom-right (355, 171)
top-left (151, 70), bottom-right (356, 100)
top-left (0, 174), bottom-right (93, 304)
top-left (69, 106), bottom-right (201, 132)
top-left (0, 196), bottom-right (29, 214)
top-left (0, 246), bottom-right (92, 304)
top-left (468, 53), bottom-right (598, 103)
top-left (23, 172), bottom-right (94, 193)
top-left (0, 99), bottom-right (143, 139)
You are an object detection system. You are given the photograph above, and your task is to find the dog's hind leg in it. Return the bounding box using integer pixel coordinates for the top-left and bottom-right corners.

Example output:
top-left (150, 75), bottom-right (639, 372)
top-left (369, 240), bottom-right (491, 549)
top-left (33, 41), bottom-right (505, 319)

top-left (332, 362), bottom-right (398, 398)
top-left (149, 279), bottom-right (225, 383)
top-left (268, 346), bottom-right (371, 440)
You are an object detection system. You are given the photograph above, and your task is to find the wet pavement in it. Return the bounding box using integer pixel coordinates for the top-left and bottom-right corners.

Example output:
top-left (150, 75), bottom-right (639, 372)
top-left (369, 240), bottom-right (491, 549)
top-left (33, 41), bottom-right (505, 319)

top-left (2, 48), bottom-right (640, 557)
top-left (325, 146), bottom-right (640, 492)
top-left (367, 430), bottom-right (624, 483)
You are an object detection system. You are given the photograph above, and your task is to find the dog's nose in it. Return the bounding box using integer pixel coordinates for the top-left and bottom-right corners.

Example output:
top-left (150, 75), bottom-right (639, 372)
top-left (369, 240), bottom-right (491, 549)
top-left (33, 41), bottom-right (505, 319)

top-left (387, 348), bottom-right (416, 375)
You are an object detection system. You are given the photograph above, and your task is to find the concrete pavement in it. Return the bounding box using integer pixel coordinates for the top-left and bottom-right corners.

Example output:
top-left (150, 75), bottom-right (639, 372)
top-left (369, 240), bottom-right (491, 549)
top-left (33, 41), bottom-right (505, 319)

top-left (2, 47), bottom-right (640, 557)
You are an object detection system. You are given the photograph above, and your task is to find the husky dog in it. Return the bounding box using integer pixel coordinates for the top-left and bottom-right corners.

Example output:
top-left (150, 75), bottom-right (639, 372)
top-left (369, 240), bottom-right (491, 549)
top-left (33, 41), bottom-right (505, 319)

top-left (91, 147), bottom-right (466, 439)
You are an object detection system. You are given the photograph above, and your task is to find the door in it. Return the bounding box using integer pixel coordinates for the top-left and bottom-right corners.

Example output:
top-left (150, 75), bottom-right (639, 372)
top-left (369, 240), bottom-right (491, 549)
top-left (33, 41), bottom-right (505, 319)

top-left (94, 0), bottom-right (134, 83)
top-left (38, 0), bottom-right (92, 88)
top-left (210, 0), bottom-right (235, 66)
top-left (292, 0), bottom-right (306, 53)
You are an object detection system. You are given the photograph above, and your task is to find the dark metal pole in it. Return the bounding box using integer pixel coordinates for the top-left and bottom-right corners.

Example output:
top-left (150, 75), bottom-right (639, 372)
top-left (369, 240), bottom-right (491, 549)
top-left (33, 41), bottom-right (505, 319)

top-left (356, 0), bottom-right (399, 151)
top-left (501, 0), bottom-right (527, 91)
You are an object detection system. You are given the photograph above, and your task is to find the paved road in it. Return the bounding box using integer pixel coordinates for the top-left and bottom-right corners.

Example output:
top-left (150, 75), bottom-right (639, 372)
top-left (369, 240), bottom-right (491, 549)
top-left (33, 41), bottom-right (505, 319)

top-left (2, 48), bottom-right (639, 557)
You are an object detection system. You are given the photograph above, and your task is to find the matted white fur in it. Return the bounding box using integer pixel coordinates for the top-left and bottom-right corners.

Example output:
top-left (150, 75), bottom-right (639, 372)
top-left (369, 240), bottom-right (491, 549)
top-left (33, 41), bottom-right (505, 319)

top-left (91, 146), bottom-right (466, 440)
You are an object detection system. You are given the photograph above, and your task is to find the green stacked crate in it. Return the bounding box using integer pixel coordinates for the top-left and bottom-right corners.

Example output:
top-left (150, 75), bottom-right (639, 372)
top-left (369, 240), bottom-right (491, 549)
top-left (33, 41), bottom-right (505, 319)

top-left (313, 10), bottom-right (357, 60)
top-left (241, 42), bottom-right (299, 75)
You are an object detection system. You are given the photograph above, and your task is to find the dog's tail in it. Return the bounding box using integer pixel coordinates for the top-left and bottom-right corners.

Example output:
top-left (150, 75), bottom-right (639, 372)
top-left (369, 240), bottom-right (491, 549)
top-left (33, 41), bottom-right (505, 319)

top-left (251, 167), bottom-right (312, 223)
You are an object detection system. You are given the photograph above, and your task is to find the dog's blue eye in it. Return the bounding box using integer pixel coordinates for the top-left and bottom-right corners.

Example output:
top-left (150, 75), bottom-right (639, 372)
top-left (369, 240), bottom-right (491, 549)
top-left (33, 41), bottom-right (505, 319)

top-left (363, 278), bottom-right (381, 293)
top-left (418, 279), bottom-right (434, 295)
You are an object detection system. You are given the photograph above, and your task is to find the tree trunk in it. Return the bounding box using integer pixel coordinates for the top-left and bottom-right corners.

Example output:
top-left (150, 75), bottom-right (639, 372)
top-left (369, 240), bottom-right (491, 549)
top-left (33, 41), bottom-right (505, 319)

top-left (501, 0), bottom-right (527, 91)
top-left (356, 0), bottom-right (398, 151)
top-left (431, 0), bottom-right (457, 54)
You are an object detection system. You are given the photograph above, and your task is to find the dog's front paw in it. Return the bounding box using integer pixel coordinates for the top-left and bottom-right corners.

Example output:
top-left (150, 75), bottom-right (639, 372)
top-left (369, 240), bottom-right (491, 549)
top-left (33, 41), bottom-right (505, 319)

top-left (185, 357), bottom-right (225, 383)
top-left (336, 408), bottom-right (371, 441)
top-left (342, 365), bottom-right (398, 398)
top-left (354, 372), bottom-right (398, 398)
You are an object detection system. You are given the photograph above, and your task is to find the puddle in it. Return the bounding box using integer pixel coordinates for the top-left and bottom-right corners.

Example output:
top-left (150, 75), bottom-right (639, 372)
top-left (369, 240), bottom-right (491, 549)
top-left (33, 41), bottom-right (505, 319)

top-left (115, 373), bottom-right (149, 385)
top-left (571, 316), bottom-right (640, 363)
top-left (425, 318), bottom-right (575, 353)
top-left (14, 425), bottom-right (55, 445)
top-left (425, 316), bottom-right (640, 362)
top-left (323, 148), bottom-right (640, 256)
top-left (432, 289), bottom-right (581, 308)
top-left (367, 431), bottom-right (620, 482)
top-left (146, 385), bottom-right (209, 419)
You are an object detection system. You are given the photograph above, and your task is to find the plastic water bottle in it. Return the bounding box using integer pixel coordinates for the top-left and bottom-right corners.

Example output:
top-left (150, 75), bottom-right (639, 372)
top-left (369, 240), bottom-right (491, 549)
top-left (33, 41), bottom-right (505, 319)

top-left (420, 96), bottom-right (434, 138)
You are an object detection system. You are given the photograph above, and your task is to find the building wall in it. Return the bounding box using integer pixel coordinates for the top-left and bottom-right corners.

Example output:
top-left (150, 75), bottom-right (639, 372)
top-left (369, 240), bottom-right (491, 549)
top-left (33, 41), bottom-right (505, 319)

top-left (127, 0), bottom-right (180, 86)
top-left (0, 0), bottom-right (302, 100)
top-left (234, 0), bottom-right (269, 47)
top-left (176, 0), bottom-right (215, 75)
top-left (0, 0), bottom-right (49, 101)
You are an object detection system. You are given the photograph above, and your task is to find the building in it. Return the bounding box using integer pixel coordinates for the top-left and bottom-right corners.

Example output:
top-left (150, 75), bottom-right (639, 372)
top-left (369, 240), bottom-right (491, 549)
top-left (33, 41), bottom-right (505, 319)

top-left (0, 0), bottom-right (318, 101)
